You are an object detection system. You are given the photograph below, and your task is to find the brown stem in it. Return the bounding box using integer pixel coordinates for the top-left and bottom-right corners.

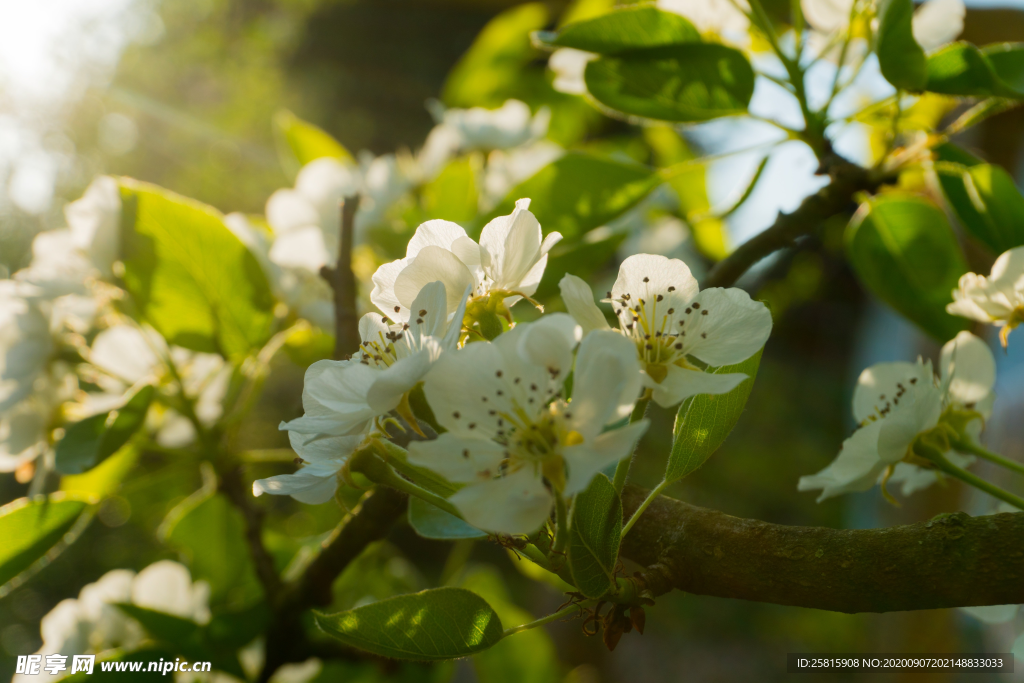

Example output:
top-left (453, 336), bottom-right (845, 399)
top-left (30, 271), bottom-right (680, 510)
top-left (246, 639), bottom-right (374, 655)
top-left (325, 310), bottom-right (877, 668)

top-left (704, 153), bottom-right (892, 289)
top-left (621, 485), bottom-right (1024, 613)
top-left (320, 194), bottom-right (362, 359)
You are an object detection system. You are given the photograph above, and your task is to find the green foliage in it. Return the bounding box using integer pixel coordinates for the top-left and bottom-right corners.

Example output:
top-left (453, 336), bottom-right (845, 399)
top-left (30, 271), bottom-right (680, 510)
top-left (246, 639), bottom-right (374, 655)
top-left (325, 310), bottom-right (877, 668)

top-left (585, 44), bottom-right (755, 122)
top-left (0, 494), bottom-right (94, 594)
top-left (273, 109), bottom-right (353, 179)
top-left (114, 604), bottom-right (246, 678)
top-left (876, 0), bottom-right (927, 91)
top-left (55, 385), bottom-right (154, 475)
top-left (332, 542), bottom-right (425, 611)
top-left (568, 474), bottom-right (621, 599)
top-left (443, 3), bottom-right (550, 108)
top-left (936, 162), bottom-right (1024, 254)
top-left (666, 349), bottom-right (762, 484)
top-left (315, 587), bottom-right (504, 660)
top-left (845, 193), bottom-right (969, 341)
top-left (542, 5), bottom-right (700, 54)
top-left (422, 156), bottom-right (480, 223)
top-left (118, 180), bottom-right (276, 359)
top-left (159, 489), bottom-right (261, 605)
top-left (535, 230), bottom-right (627, 299)
top-left (408, 497), bottom-right (487, 541)
top-left (925, 42), bottom-right (1024, 98)
top-left (484, 153), bottom-right (661, 240)
top-left (462, 567), bottom-right (560, 683)
top-left (61, 447), bottom-right (140, 499)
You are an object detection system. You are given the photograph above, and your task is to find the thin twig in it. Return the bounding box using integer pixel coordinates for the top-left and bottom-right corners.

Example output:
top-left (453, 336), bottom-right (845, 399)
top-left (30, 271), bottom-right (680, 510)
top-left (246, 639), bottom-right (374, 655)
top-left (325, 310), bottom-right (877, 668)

top-left (320, 194), bottom-right (362, 359)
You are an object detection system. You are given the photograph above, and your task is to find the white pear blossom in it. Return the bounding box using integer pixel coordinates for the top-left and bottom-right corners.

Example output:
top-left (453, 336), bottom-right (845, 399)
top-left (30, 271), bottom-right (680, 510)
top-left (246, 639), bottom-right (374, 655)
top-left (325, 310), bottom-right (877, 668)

top-left (802, 0), bottom-right (964, 53)
top-left (481, 141), bottom-right (564, 211)
top-left (560, 254), bottom-right (772, 408)
top-left (426, 99), bottom-right (550, 152)
top-left (254, 281), bottom-right (468, 504)
top-left (13, 561), bottom-right (209, 683)
top-left (658, 0), bottom-right (751, 39)
top-left (549, 48), bottom-right (595, 96)
top-left (371, 199), bottom-right (561, 324)
top-left (947, 246), bottom-right (1024, 348)
top-left (798, 331), bottom-right (996, 502)
top-left (408, 315), bottom-right (647, 534)
top-left (0, 282), bottom-right (54, 413)
top-left (65, 175), bottom-right (122, 277)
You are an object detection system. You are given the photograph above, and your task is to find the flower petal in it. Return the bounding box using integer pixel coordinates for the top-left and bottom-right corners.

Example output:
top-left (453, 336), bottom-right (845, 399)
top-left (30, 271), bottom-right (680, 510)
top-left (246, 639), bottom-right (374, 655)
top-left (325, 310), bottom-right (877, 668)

top-left (371, 259), bottom-right (411, 322)
top-left (394, 246), bottom-right (476, 317)
top-left (851, 361), bottom-right (934, 424)
top-left (610, 254), bottom-right (699, 334)
top-left (408, 281), bottom-right (450, 342)
top-left (559, 274), bottom-right (611, 336)
top-left (253, 470), bottom-right (339, 504)
top-left (679, 288), bottom-right (771, 367)
top-left (265, 189), bottom-right (319, 235)
top-left (281, 360), bottom-right (378, 437)
top-left (911, 0), bottom-right (964, 49)
top-left (423, 340), bottom-right (511, 438)
top-left (939, 331), bottom-right (995, 406)
top-left (517, 312), bottom-right (581, 382)
top-left (90, 325), bottom-right (164, 385)
top-left (480, 198), bottom-right (544, 290)
top-left (563, 420), bottom-right (648, 495)
top-left (647, 364), bottom-right (747, 408)
top-left (268, 226), bottom-right (330, 272)
top-left (877, 386), bottom-right (942, 463)
top-left (449, 466), bottom-right (552, 534)
top-left (366, 341), bottom-right (440, 413)
top-left (570, 330), bottom-right (643, 438)
top-left (798, 420), bottom-right (886, 502)
top-left (407, 432), bottom-right (506, 484)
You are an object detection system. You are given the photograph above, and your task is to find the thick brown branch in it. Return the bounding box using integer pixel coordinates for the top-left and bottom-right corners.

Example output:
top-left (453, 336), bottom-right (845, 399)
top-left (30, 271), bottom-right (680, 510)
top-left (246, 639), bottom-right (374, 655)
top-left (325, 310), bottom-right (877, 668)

top-left (621, 486), bottom-right (1024, 613)
top-left (320, 194), bottom-right (361, 359)
top-left (704, 154), bottom-right (891, 289)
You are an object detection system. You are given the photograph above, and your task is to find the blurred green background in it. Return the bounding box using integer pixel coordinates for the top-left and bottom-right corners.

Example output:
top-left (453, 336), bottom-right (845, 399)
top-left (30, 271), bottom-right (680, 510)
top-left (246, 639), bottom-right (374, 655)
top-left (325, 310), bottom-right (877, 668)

top-left (2, 0), bottom-right (1024, 681)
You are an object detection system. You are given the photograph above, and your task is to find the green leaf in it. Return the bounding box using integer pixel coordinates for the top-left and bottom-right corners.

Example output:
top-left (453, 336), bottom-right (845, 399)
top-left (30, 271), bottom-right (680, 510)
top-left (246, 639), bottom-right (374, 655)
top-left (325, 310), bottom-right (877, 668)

top-left (443, 3), bottom-right (549, 108)
top-left (925, 42), bottom-right (1024, 99)
top-left (542, 6), bottom-right (700, 54)
top-left (483, 153), bottom-right (660, 240)
top-left (422, 156), bottom-right (479, 223)
top-left (845, 193), bottom-right (969, 341)
top-left (0, 494), bottom-right (94, 595)
top-left (665, 349), bottom-right (762, 483)
top-left (936, 162), bottom-right (1024, 253)
top-left (876, 0), bottom-right (926, 91)
top-left (462, 567), bottom-right (560, 683)
top-left (273, 109), bottom-right (353, 179)
top-left (408, 497), bottom-right (487, 541)
top-left (114, 604), bottom-right (246, 678)
top-left (119, 180), bottom-right (276, 358)
top-left (315, 587), bottom-right (504, 661)
top-left (159, 490), bottom-right (260, 604)
top-left (568, 474), bottom-right (621, 599)
top-left (585, 44), bottom-right (755, 122)
top-left (61, 446), bottom-right (139, 499)
top-left (332, 542), bottom-right (425, 612)
top-left (55, 385), bottom-right (154, 475)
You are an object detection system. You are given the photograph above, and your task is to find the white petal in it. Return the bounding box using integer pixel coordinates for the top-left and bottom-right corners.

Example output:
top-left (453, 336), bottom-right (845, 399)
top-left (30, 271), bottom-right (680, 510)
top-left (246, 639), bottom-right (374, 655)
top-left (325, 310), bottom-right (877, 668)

top-left (877, 387), bottom-right (942, 463)
top-left (0, 400), bottom-right (48, 472)
top-left (266, 189), bottom-right (319, 235)
top-left (288, 429), bottom-right (362, 466)
top-left (449, 467), bottom-right (552, 534)
top-left (801, 0), bottom-right (854, 33)
top-left (371, 259), bottom-right (410, 321)
top-left (852, 361), bottom-right (934, 424)
top-left (90, 325), bottom-right (164, 385)
top-left (407, 219), bottom-right (472, 258)
top-left (912, 0), bottom-right (964, 49)
top-left (441, 286), bottom-right (472, 351)
top-left (517, 312), bottom-right (581, 382)
top-left (559, 274), bottom-right (611, 335)
top-left (798, 420), bottom-right (886, 502)
top-left (549, 48), bottom-right (593, 95)
top-left (132, 560), bottom-right (199, 619)
top-left (393, 246), bottom-right (476, 316)
top-left (358, 312), bottom-right (390, 344)
top-left (366, 343), bottom-right (439, 413)
top-left (679, 288), bottom-right (772, 367)
top-left (407, 433), bottom-right (506, 484)
top-left (480, 198), bottom-right (544, 290)
top-left (282, 361), bottom-right (378, 437)
top-left (563, 420), bottom-right (648, 495)
top-left (571, 330), bottom-right (643, 437)
top-left (611, 253), bottom-right (699, 333)
top-left (939, 331), bottom-right (996, 406)
top-left (423, 340), bottom-right (511, 438)
top-left (65, 176), bottom-right (120, 275)
top-left (647, 364), bottom-right (748, 408)
top-left (989, 245), bottom-right (1024, 285)
top-left (408, 281), bottom-right (449, 341)
top-left (253, 470), bottom-right (340, 504)
top-left (268, 226), bottom-right (330, 272)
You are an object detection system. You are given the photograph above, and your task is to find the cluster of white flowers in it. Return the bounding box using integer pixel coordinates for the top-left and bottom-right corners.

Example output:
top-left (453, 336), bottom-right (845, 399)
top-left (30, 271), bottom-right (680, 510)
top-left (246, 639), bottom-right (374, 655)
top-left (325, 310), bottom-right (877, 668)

top-left (799, 331), bottom-right (996, 501)
top-left (948, 246), bottom-right (1024, 348)
top-left (14, 561), bottom-right (209, 683)
top-left (256, 198), bottom-right (772, 536)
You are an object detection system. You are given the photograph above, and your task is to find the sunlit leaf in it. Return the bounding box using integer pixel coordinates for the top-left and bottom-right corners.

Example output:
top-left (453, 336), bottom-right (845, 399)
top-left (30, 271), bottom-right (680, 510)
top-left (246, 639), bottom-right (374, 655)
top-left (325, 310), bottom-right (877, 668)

top-left (665, 349), bottom-right (761, 484)
top-left (55, 385), bottom-right (154, 475)
top-left (541, 6), bottom-right (699, 54)
top-left (936, 162), bottom-right (1024, 253)
top-left (315, 587), bottom-right (504, 660)
top-left (925, 42), bottom-right (1024, 98)
top-left (119, 180), bottom-right (276, 358)
top-left (408, 497), bottom-right (487, 541)
top-left (876, 0), bottom-right (926, 91)
top-left (585, 44), bottom-right (754, 122)
top-left (568, 474), bottom-right (621, 599)
top-left (0, 494), bottom-right (95, 595)
top-left (273, 109), bottom-right (353, 179)
top-left (422, 156), bottom-right (479, 223)
top-left (845, 193), bottom-right (969, 341)
top-left (483, 153), bottom-right (661, 240)
top-left (61, 446), bottom-right (139, 499)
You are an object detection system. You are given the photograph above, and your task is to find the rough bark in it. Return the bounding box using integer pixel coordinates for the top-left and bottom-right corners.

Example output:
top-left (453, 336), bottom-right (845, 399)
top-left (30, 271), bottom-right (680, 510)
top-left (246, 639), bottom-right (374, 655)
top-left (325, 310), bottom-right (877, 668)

top-left (621, 485), bottom-right (1024, 613)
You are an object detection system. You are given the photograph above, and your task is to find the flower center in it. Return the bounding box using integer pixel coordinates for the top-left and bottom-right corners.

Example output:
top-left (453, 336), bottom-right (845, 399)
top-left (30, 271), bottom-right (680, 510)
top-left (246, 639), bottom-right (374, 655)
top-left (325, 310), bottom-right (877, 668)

top-left (356, 326), bottom-right (410, 368)
top-left (491, 402), bottom-right (576, 493)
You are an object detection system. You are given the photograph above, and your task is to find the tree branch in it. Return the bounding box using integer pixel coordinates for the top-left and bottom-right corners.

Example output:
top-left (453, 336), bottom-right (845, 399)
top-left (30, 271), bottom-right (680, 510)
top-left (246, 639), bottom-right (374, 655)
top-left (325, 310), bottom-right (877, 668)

top-left (620, 485), bottom-right (1024, 613)
top-left (320, 195), bottom-right (361, 359)
top-left (704, 153), bottom-right (892, 289)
